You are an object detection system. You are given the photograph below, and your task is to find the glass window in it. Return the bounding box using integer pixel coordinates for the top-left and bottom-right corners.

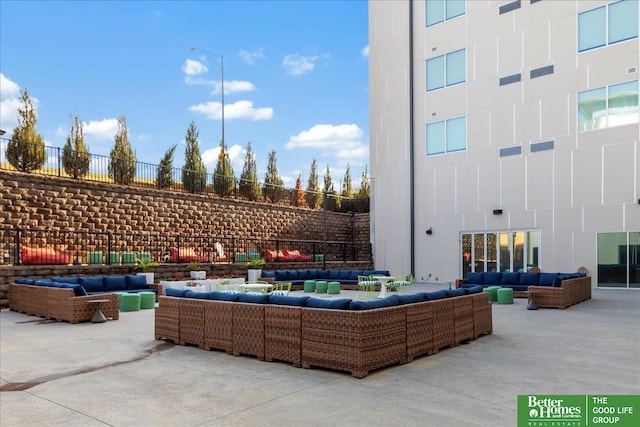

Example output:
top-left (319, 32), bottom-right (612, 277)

top-left (446, 49), bottom-right (466, 86)
top-left (607, 80), bottom-right (639, 127)
top-left (426, 56), bottom-right (445, 91)
top-left (446, 117), bottom-right (466, 152)
top-left (474, 234), bottom-right (485, 272)
top-left (578, 87), bottom-right (607, 131)
top-left (461, 230), bottom-right (540, 277)
top-left (578, 6), bottom-right (606, 52)
top-left (609, 0), bottom-right (639, 44)
top-left (446, 0), bottom-right (465, 20)
top-left (426, 0), bottom-right (445, 27)
top-left (426, 121), bottom-right (446, 155)
top-left (578, 81), bottom-right (639, 132)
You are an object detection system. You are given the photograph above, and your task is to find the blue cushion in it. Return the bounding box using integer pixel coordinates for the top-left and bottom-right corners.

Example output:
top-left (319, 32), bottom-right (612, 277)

top-left (553, 275), bottom-right (571, 287)
top-left (305, 298), bottom-right (352, 309)
top-left (165, 288), bottom-right (188, 297)
top-left (466, 272), bottom-right (484, 284)
top-left (51, 277), bottom-right (81, 284)
top-left (79, 277), bottom-right (104, 293)
top-left (208, 291), bottom-right (239, 301)
top-left (511, 285), bottom-right (529, 291)
top-left (306, 269), bottom-right (318, 279)
top-left (422, 290), bottom-right (448, 301)
top-left (397, 294), bottom-right (424, 305)
top-left (15, 278), bottom-right (35, 284)
top-left (34, 279), bottom-right (56, 286)
top-left (445, 288), bottom-right (466, 297)
top-left (338, 270), bottom-right (351, 280)
top-left (538, 272), bottom-right (558, 286)
top-left (362, 270), bottom-right (375, 277)
top-left (349, 270), bottom-right (362, 280)
top-left (125, 274), bottom-right (149, 290)
top-left (261, 270), bottom-right (276, 279)
top-left (483, 272), bottom-right (501, 285)
top-left (463, 285), bottom-right (484, 294)
top-left (373, 270), bottom-right (390, 276)
top-left (519, 272), bottom-right (539, 286)
top-left (349, 295), bottom-right (399, 310)
top-left (237, 293), bottom-right (270, 304)
top-left (274, 270), bottom-right (288, 281)
top-left (500, 272), bottom-right (520, 285)
top-left (297, 270), bottom-right (308, 280)
top-left (287, 270), bottom-right (299, 280)
top-left (126, 288), bottom-right (157, 294)
top-left (328, 270), bottom-right (341, 279)
top-left (57, 283), bottom-right (87, 296)
top-left (103, 276), bottom-right (127, 291)
top-left (316, 270), bottom-right (330, 279)
top-left (184, 290), bottom-right (212, 299)
top-left (269, 295), bottom-right (309, 306)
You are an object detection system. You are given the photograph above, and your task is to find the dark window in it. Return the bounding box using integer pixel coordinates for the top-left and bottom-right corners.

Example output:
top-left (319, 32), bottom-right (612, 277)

top-left (500, 146), bottom-right (522, 157)
top-left (530, 65), bottom-right (554, 79)
top-left (499, 73), bottom-right (521, 86)
top-left (499, 0), bottom-right (521, 15)
top-left (531, 141), bottom-right (554, 153)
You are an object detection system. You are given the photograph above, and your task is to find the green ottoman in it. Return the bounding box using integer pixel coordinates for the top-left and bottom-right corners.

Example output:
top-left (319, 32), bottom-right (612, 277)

top-left (497, 288), bottom-right (514, 304)
top-left (119, 293), bottom-right (141, 312)
top-left (315, 281), bottom-right (328, 294)
top-left (483, 286), bottom-right (500, 303)
top-left (139, 291), bottom-right (156, 309)
top-left (303, 280), bottom-right (316, 293)
top-left (327, 281), bottom-right (341, 294)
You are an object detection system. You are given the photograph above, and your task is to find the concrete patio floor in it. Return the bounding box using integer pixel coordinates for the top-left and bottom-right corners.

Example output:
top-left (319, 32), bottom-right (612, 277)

top-left (1, 285), bottom-right (639, 427)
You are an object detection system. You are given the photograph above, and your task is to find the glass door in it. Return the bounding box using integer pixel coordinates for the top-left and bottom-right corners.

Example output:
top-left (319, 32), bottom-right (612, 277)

top-left (597, 231), bottom-right (640, 288)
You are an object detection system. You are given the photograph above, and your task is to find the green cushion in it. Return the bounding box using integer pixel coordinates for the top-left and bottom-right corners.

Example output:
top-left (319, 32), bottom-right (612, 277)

top-left (119, 293), bottom-right (141, 311)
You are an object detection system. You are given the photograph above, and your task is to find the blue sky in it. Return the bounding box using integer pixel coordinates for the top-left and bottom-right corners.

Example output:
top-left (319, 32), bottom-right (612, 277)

top-left (0, 0), bottom-right (369, 189)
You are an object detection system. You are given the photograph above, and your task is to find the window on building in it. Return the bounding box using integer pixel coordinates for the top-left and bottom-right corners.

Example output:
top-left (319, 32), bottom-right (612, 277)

top-left (426, 0), bottom-right (465, 27)
top-left (578, 80), bottom-right (639, 131)
top-left (426, 116), bottom-right (466, 155)
top-left (426, 49), bottom-right (466, 91)
top-left (578, 0), bottom-right (638, 52)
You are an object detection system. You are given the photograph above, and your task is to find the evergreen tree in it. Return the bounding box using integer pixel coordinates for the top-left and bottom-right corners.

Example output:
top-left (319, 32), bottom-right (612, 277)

top-left (108, 115), bottom-right (136, 185)
top-left (323, 165), bottom-right (338, 210)
top-left (291, 173), bottom-right (307, 207)
top-left (6, 89), bottom-right (46, 172)
top-left (213, 138), bottom-right (236, 197)
top-left (156, 144), bottom-right (177, 189)
top-left (182, 121), bottom-right (207, 193)
top-left (357, 165), bottom-right (371, 198)
top-left (238, 142), bottom-right (261, 200)
top-left (305, 159), bottom-right (321, 209)
top-left (341, 163), bottom-right (353, 199)
top-left (61, 115), bottom-right (90, 179)
top-left (262, 150), bottom-right (284, 203)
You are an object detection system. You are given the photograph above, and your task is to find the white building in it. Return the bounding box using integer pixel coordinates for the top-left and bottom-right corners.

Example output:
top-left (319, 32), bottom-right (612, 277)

top-left (369, 0), bottom-right (639, 288)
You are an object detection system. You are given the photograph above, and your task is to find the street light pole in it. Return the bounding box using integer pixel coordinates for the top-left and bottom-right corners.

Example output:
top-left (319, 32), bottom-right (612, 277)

top-left (189, 48), bottom-right (224, 148)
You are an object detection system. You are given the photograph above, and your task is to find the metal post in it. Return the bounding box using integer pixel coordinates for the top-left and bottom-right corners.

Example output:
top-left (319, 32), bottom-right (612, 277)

top-left (14, 226), bottom-right (21, 265)
top-left (323, 191), bottom-right (327, 269)
top-left (107, 232), bottom-right (112, 265)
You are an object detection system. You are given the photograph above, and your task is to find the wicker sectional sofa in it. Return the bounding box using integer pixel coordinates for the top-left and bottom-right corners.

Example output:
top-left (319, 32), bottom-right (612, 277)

top-left (260, 269), bottom-right (391, 288)
top-left (155, 286), bottom-right (493, 378)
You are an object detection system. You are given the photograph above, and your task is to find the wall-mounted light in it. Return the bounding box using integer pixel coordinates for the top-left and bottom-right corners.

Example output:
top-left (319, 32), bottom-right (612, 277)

top-left (493, 209), bottom-right (503, 215)
top-left (426, 227), bottom-right (433, 235)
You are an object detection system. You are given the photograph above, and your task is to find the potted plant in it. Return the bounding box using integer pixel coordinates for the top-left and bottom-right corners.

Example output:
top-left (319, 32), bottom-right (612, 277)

top-left (135, 257), bottom-right (159, 285)
top-left (247, 258), bottom-right (266, 283)
top-left (187, 261), bottom-right (206, 279)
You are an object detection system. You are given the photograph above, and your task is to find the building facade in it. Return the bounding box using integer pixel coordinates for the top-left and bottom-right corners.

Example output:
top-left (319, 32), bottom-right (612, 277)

top-left (369, 0), bottom-right (639, 288)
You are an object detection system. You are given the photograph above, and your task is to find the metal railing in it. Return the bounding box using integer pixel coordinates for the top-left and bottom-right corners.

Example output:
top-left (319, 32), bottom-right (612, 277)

top-left (0, 137), bottom-right (370, 212)
top-left (0, 225), bottom-right (372, 267)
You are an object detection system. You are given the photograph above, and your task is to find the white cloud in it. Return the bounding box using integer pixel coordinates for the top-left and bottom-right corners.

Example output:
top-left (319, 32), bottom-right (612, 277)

top-left (220, 80), bottom-right (255, 95)
top-left (239, 48), bottom-right (265, 65)
top-left (0, 74), bottom-right (22, 133)
top-left (136, 134), bottom-right (151, 142)
top-left (282, 54), bottom-right (319, 75)
top-left (83, 118), bottom-right (119, 140)
top-left (189, 100), bottom-right (273, 121)
top-left (201, 143), bottom-right (245, 171)
top-left (285, 123), bottom-right (368, 167)
top-left (361, 45), bottom-right (369, 58)
top-left (183, 59), bottom-right (208, 76)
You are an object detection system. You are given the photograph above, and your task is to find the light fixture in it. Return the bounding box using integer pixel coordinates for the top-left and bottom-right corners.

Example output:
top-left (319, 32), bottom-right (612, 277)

top-left (493, 209), bottom-right (503, 215)
top-left (426, 227), bottom-right (433, 235)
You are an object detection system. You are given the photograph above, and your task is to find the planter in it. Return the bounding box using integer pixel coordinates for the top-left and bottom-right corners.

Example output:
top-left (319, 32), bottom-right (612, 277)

top-left (137, 272), bottom-right (154, 285)
top-left (247, 269), bottom-right (262, 283)
top-left (190, 271), bottom-right (207, 280)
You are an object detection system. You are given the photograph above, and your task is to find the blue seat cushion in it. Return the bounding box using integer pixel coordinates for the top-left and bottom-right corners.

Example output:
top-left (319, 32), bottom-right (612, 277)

top-left (297, 270), bottom-right (308, 280)
top-left (316, 270), bottom-right (330, 279)
top-left (287, 270), bottom-right (299, 280)
top-left (261, 270), bottom-right (276, 279)
top-left (464, 285), bottom-right (484, 294)
top-left (422, 290), bottom-right (448, 301)
top-left (373, 270), bottom-right (391, 276)
top-left (125, 274), bottom-right (149, 290)
top-left (237, 293), bottom-right (270, 304)
top-left (184, 290), bottom-right (212, 299)
top-left (104, 275), bottom-right (127, 291)
top-left (338, 270), bottom-right (351, 280)
top-left (59, 283), bottom-right (88, 296)
top-left (398, 294), bottom-right (423, 305)
top-left (500, 272), bottom-right (520, 286)
top-left (51, 277), bottom-right (81, 284)
top-left (349, 270), bottom-right (362, 280)
top-left (349, 295), bottom-right (399, 310)
top-left (538, 272), bottom-right (558, 286)
top-left (483, 272), bottom-right (501, 285)
top-left (274, 270), bottom-right (288, 281)
top-left (306, 269), bottom-right (318, 279)
top-left (465, 272), bottom-right (484, 284)
top-left (519, 272), bottom-right (539, 286)
top-left (305, 298), bottom-right (352, 309)
top-left (79, 276), bottom-right (104, 293)
top-left (328, 270), bottom-right (341, 280)
top-left (165, 288), bottom-right (188, 297)
top-left (446, 288), bottom-right (466, 297)
top-left (208, 291), bottom-right (239, 301)
top-left (15, 278), bottom-right (35, 285)
top-left (269, 295), bottom-right (309, 306)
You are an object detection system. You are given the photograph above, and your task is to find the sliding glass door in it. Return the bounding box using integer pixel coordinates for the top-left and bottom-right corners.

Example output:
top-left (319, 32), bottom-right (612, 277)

top-left (597, 231), bottom-right (640, 288)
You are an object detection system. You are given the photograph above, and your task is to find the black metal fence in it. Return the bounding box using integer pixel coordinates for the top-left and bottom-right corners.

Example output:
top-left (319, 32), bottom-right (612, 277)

top-left (0, 225), bottom-right (372, 267)
top-left (0, 137), bottom-right (370, 213)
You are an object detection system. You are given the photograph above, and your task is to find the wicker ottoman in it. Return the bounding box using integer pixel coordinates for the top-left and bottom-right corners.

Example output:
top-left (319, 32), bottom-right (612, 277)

top-left (119, 293), bottom-right (141, 312)
top-left (139, 291), bottom-right (156, 309)
top-left (497, 288), bottom-right (514, 304)
top-left (303, 280), bottom-right (316, 293)
top-left (327, 281), bottom-right (341, 294)
top-left (315, 281), bottom-right (328, 294)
